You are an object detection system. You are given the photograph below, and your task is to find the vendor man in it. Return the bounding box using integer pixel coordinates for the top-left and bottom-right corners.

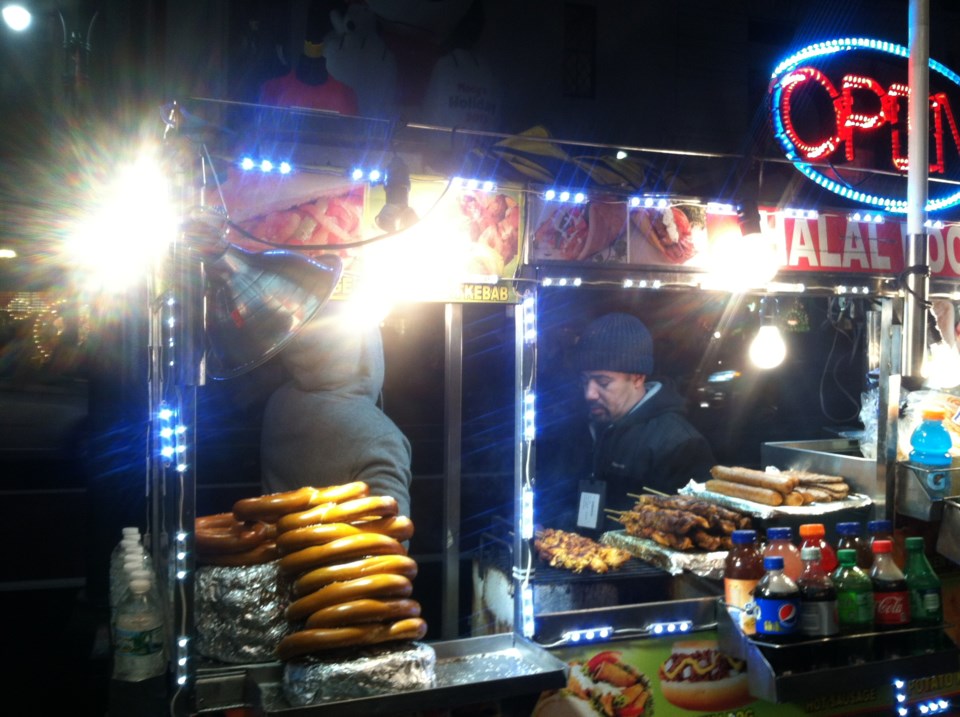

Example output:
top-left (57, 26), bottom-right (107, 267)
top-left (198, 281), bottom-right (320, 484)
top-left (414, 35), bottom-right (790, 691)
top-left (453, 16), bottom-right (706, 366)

top-left (576, 312), bottom-right (715, 515)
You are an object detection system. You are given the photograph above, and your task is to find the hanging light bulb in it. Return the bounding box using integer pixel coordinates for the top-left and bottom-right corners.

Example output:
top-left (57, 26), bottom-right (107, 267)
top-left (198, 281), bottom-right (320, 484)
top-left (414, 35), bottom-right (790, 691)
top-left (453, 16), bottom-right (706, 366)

top-left (923, 308), bottom-right (960, 389)
top-left (749, 297), bottom-right (786, 369)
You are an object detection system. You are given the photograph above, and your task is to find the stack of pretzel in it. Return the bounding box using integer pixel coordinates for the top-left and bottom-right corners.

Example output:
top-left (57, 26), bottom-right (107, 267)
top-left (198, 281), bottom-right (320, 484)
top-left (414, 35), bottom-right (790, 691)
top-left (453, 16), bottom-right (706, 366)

top-left (195, 482), bottom-right (427, 660)
top-left (706, 465), bottom-right (851, 506)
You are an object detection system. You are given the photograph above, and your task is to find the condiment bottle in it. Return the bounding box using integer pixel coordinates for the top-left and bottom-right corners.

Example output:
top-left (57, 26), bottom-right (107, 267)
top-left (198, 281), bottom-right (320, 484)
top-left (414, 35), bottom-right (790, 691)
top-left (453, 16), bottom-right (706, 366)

top-left (799, 523), bottom-right (838, 573)
top-left (797, 546), bottom-right (839, 637)
top-left (754, 556), bottom-right (801, 642)
top-left (762, 526), bottom-right (803, 582)
top-left (835, 521), bottom-right (872, 570)
top-left (724, 529), bottom-right (764, 625)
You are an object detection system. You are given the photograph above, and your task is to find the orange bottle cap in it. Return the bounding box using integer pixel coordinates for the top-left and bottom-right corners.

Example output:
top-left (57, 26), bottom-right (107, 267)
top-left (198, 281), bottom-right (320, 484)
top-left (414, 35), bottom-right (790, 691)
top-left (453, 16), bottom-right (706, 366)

top-left (922, 408), bottom-right (947, 421)
top-left (799, 523), bottom-right (825, 538)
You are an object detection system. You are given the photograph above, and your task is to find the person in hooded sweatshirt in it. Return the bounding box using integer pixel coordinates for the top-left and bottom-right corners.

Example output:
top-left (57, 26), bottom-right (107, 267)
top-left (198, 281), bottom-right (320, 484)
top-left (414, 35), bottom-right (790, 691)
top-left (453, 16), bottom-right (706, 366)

top-left (260, 304), bottom-right (411, 518)
top-left (575, 312), bottom-right (715, 515)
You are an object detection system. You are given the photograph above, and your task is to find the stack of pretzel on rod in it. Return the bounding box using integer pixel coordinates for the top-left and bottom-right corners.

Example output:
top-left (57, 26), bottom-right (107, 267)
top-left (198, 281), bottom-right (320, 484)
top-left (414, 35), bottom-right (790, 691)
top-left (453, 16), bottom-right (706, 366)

top-left (195, 481), bottom-right (427, 661)
top-left (705, 465), bottom-right (851, 507)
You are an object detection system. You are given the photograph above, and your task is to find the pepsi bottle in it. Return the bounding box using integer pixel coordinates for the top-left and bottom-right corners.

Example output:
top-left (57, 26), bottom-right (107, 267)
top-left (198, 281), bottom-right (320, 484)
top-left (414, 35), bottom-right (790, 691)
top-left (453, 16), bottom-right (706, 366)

top-left (754, 555), bottom-right (801, 643)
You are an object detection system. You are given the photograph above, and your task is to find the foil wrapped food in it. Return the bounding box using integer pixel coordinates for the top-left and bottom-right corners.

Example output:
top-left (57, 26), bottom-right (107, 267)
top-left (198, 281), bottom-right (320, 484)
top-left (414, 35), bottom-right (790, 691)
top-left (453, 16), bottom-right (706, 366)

top-left (282, 642), bottom-right (436, 706)
top-left (601, 530), bottom-right (727, 579)
top-left (195, 562), bottom-right (289, 664)
top-left (680, 480), bottom-right (872, 519)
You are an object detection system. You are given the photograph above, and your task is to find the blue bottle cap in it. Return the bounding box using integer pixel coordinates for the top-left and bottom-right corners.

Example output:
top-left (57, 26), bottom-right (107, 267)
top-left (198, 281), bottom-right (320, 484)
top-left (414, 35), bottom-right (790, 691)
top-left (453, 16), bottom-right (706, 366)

top-left (764, 556), bottom-right (785, 570)
top-left (836, 521), bottom-right (861, 536)
top-left (766, 526), bottom-right (792, 541)
top-left (868, 519), bottom-right (892, 533)
top-left (732, 529), bottom-right (757, 544)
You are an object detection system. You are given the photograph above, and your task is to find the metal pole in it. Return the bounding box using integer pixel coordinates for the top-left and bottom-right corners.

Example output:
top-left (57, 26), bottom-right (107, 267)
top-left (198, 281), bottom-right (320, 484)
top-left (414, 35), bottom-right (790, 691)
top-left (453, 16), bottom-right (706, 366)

top-left (442, 303), bottom-right (463, 639)
top-left (903, 0), bottom-right (930, 381)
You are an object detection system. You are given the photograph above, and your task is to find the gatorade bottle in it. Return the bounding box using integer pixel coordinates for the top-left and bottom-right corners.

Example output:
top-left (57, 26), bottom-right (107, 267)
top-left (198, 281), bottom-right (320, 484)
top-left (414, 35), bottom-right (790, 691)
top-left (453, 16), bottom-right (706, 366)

top-left (754, 555), bottom-right (801, 642)
top-left (909, 409), bottom-right (952, 468)
top-left (835, 521), bottom-right (872, 570)
top-left (799, 523), bottom-right (838, 573)
top-left (763, 526), bottom-right (803, 582)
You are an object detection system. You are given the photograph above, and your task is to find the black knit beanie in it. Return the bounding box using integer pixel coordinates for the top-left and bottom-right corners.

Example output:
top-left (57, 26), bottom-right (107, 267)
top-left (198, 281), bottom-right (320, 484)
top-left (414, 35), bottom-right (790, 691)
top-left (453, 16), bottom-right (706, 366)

top-left (576, 312), bottom-right (654, 375)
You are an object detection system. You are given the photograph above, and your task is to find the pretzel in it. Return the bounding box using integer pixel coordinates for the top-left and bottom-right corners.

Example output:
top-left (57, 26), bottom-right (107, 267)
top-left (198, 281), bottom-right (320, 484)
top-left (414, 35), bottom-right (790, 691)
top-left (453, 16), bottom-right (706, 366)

top-left (293, 554), bottom-right (418, 597)
top-left (276, 618), bottom-right (427, 660)
top-left (195, 513), bottom-right (272, 555)
top-left (232, 482), bottom-right (370, 523)
top-left (277, 495), bottom-right (399, 533)
top-left (285, 573), bottom-right (413, 621)
top-left (197, 540), bottom-right (279, 567)
top-left (278, 533), bottom-right (406, 576)
top-left (276, 515), bottom-right (414, 555)
top-left (305, 598), bottom-right (421, 629)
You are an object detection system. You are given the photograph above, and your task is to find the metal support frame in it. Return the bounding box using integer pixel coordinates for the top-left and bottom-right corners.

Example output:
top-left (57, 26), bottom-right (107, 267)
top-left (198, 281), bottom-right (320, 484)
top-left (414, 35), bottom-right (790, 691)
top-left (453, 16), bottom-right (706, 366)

top-left (441, 303), bottom-right (463, 639)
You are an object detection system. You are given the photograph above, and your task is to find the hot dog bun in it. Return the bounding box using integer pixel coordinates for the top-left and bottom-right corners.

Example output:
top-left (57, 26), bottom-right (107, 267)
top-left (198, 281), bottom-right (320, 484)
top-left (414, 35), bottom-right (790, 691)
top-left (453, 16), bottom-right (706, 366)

top-left (658, 639), bottom-right (751, 711)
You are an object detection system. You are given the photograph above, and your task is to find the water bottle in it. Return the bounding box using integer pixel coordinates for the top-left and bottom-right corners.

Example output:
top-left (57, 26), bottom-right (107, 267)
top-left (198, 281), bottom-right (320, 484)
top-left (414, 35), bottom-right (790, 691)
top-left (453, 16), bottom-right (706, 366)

top-left (112, 577), bottom-right (166, 681)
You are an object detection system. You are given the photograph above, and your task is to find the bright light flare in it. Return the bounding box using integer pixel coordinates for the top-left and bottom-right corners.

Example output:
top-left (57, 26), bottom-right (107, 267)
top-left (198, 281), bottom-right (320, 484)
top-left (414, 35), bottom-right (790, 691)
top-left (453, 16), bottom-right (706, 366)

top-left (923, 341), bottom-right (960, 389)
top-left (703, 224), bottom-right (781, 292)
top-left (749, 325), bottom-right (787, 369)
top-left (67, 151), bottom-right (177, 293)
top-left (2, 4), bottom-right (32, 32)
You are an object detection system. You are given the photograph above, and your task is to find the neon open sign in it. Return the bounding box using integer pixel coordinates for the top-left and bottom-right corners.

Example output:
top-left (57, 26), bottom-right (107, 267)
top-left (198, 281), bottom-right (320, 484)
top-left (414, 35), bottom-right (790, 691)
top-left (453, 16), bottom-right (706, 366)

top-left (770, 37), bottom-right (960, 213)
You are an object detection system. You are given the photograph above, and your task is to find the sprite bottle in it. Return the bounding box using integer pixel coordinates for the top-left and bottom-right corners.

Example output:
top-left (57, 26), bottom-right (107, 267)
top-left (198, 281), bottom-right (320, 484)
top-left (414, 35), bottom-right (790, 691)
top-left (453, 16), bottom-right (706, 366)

top-left (905, 536), bottom-right (943, 654)
top-left (832, 548), bottom-right (874, 664)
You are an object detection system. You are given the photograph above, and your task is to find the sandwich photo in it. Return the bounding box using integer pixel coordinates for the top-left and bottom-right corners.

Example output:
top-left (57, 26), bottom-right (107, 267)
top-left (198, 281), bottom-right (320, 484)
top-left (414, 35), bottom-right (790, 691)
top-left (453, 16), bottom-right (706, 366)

top-left (658, 639), bottom-right (751, 711)
top-left (534, 650), bottom-right (653, 717)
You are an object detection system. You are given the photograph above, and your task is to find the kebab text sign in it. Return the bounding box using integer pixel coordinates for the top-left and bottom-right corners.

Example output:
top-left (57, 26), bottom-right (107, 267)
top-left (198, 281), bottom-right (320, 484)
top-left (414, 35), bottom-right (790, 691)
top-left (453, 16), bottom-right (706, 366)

top-left (531, 633), bottom-right (950, 717)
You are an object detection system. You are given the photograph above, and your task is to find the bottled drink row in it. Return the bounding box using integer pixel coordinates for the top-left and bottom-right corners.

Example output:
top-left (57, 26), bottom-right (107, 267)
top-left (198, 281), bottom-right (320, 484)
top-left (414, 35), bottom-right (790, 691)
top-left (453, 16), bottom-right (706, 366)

top-left (724, 521), bottom-right (942, 645)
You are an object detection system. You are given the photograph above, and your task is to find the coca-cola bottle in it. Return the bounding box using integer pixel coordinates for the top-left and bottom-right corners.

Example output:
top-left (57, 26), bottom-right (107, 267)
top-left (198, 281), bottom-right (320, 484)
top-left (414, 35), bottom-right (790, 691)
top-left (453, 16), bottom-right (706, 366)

top-left (870, 538), bottom-right (911, 658)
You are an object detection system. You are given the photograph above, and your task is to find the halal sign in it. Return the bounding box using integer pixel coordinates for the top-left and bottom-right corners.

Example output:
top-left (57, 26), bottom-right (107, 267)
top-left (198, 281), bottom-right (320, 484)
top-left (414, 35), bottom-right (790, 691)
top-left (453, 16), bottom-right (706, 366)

top-left (769, 38), bottom-right (960, 213)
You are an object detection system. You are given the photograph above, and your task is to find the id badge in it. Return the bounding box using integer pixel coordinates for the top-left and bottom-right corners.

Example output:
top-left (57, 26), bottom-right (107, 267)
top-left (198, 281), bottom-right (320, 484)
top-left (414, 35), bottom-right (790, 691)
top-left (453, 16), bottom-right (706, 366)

top-left (576, 479), bottom-right (606, 530)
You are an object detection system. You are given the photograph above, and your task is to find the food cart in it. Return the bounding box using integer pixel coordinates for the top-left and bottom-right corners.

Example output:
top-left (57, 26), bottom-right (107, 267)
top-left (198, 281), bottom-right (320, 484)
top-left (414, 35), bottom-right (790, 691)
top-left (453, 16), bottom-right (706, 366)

top-left (138, 26), bottom-right (960, 710)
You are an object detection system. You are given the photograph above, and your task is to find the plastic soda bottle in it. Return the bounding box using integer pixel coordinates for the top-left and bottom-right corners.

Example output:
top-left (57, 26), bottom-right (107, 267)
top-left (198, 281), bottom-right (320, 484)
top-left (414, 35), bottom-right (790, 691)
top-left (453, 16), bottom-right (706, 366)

top-left (835, 521), bottom-right (872, 570)
top-left (868, 519), bottom-right (903, 568)
top-left (799, 523), bottom-right (838, 573)
top-left (762, 526), bottom-right (803, 582)
top-left (753, 556), bottom-right (801, 642)
top-left (909, 409), bottom-right (952, 467)
top-left (870, 539), bottom-right (910, 628)
top-left (798, 546), bottom-right (839, 637)
top-left (904, 536), bottom-right (942, 624)
top-left (833, 549), bottom-right (874, 633)
top-left (725, 529), bottom-right (764, 634)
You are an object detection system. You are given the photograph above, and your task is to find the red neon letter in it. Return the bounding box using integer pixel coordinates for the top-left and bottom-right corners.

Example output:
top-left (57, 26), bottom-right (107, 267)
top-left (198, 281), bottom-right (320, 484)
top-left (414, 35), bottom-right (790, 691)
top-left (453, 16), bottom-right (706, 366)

top-left (778, 67), bottom-right (843, 160)
top-left (839, 75), bottom-right (889, 162)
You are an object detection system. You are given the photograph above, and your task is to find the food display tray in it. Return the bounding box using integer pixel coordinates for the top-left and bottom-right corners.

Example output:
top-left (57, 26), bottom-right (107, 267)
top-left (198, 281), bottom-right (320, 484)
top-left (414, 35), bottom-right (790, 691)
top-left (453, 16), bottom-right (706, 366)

top-left (193, 633), bottom-right (568, 716)
top-left (601, 530), bottom-right (727, 580)
top-left (717, 602), bottom-right (960, 704)
top-left (680, 480), bottom-right (873, 520)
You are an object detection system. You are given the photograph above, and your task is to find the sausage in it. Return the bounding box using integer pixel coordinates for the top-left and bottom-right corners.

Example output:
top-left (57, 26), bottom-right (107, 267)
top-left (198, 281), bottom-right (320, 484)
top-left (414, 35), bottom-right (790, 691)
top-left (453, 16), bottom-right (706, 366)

top-left (195, 513), bottom-right (271, 555)
top-left (278, 532), bottom-right (406, 576)
top-left (232, 482), bottom-right (371, 523)
top-left (285, 573), bottom-right (413, 621)
top-left (197, 540), bottom-right (279, 567)
top-left (709, 466), bottom-right (798, 495)
top-left (705, 479), bottom-right (783, 506)
top-left (276, 617), bottom-right (427, 660)
top-left (277, 495), bottom-right (399, 533)
top-left (293, 554), bottom-right (419, 597)
top-left (305, 598), bottom-right (421, 629)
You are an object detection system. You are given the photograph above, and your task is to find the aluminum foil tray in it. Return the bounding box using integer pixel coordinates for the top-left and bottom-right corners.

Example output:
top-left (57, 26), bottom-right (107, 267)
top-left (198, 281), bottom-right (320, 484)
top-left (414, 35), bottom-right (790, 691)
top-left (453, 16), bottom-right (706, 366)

top-left (196, 634), bottom-right (568, 716)
top-left (601, 530), bottom-right (726, 580)
top-left (680, 480), bottom-right (872, 520)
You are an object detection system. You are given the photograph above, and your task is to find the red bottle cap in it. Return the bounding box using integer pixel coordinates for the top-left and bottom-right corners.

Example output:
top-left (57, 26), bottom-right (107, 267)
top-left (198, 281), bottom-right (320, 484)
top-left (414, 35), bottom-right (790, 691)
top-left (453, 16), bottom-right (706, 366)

top-left (799, 523), bottom-right (825, 539)
top-left (872, 539), bottom-right (893, 553)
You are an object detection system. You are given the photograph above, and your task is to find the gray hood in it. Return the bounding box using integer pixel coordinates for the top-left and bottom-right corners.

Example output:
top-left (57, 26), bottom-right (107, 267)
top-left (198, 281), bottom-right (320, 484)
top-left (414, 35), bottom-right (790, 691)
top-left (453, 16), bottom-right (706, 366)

top-left (280, 304), bottom-right (384, 401)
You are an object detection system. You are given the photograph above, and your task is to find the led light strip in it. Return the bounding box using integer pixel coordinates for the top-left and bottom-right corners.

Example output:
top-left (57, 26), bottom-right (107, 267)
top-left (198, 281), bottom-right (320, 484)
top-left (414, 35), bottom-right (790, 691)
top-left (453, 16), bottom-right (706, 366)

top-left (240, 157), bottom-right (292, 174)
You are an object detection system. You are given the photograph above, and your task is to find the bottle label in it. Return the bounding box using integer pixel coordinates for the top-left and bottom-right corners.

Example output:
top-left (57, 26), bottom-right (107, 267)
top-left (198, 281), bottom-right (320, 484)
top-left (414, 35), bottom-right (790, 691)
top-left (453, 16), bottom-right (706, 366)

top-left (755, 597), bottom-right (800, 636)
top-left (837, 591), bottom-right (873, 626)
top-left (912, 588), bottom-right (943, 620)
top-left (724, 578), bottom-right (759, 610)
top-left (114, 623), bottom-right (163, 657)
top-left (800, 599), bottom-right (839, 636)
top-left (875, 591), bottom-right (910, 625)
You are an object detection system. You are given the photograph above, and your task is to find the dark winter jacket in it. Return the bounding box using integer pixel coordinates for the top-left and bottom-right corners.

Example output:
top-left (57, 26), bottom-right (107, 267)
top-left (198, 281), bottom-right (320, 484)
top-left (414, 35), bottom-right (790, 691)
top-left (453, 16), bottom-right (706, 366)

top-left (592, 380), bottom-right (715, 514)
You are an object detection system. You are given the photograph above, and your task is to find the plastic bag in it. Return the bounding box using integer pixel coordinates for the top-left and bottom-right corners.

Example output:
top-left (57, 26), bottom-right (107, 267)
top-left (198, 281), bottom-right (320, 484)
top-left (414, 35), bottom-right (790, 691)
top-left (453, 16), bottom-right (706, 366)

top-left (859, 388), bottom-right (878, 460)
